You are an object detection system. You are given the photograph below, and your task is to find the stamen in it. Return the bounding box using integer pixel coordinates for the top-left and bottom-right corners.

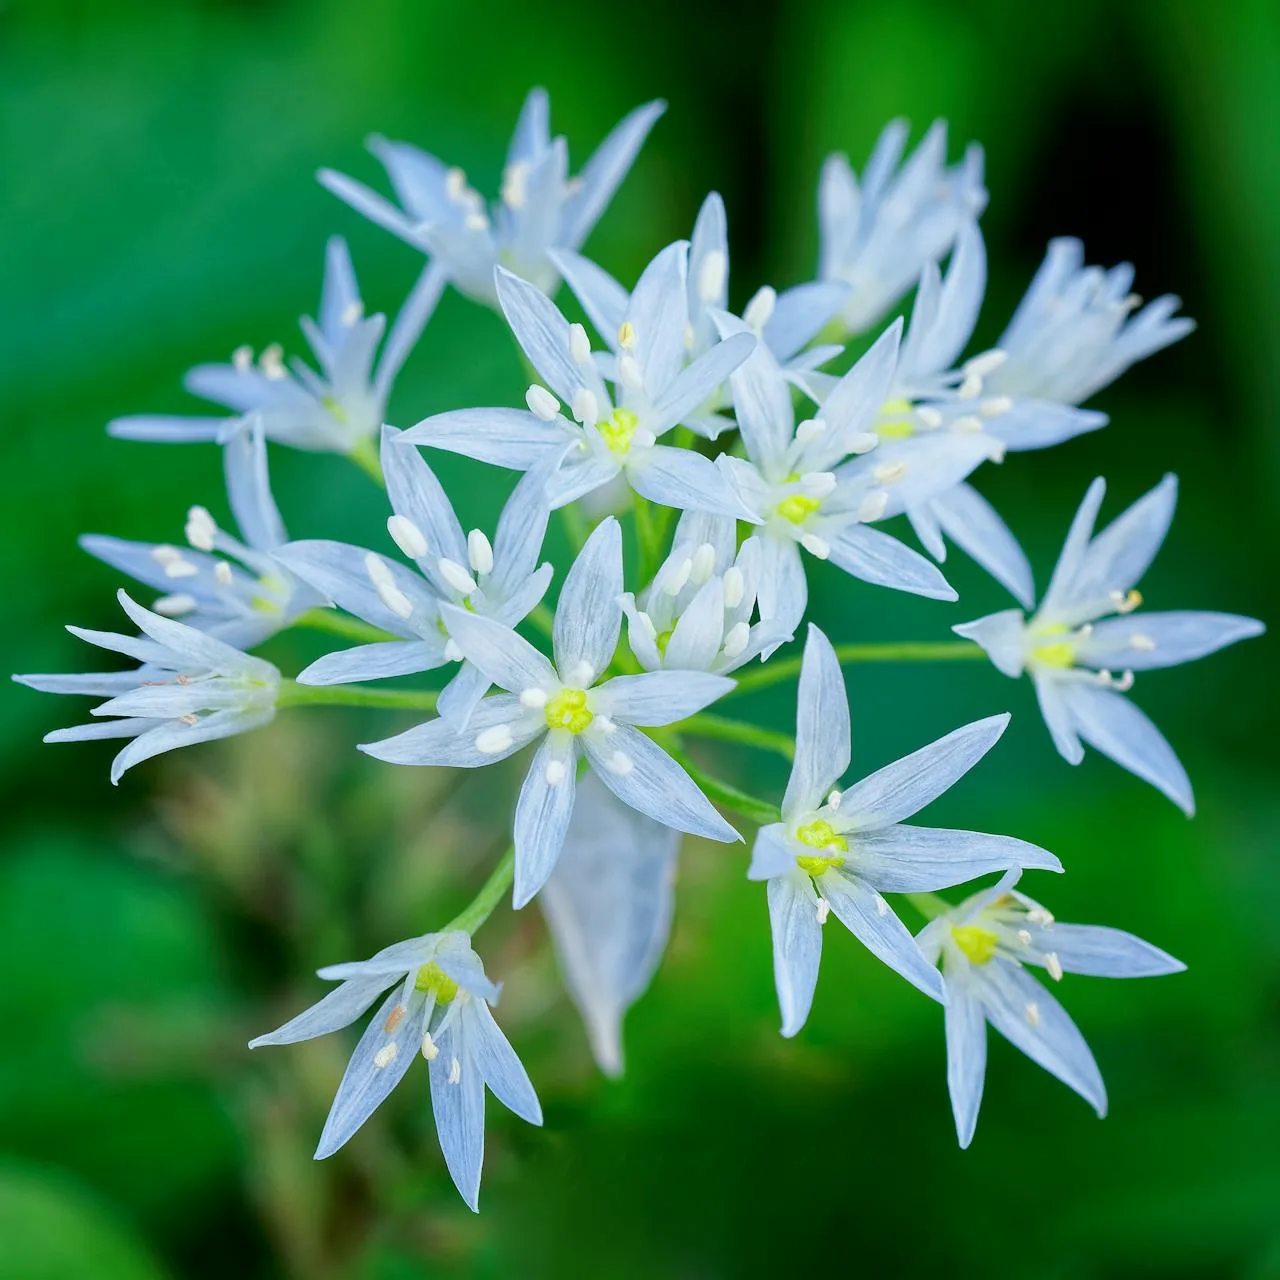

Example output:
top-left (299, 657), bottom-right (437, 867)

top-left (1026, 907), bottom-right (1054, 926)
top-left (545, 758), bottom-right (567, 786)
top-left (448, 1056), bottom-right (462, 1085)
top-left (259, 344), bottom-right (286, 380)
top-left (593, 715), bottom-right (616, 733)
top-left (633, 611), bottom-right (658, 640)
top-left (340, 300), bottom-right (364, 326)
top-left (179, 713), bottom-right (200, 726)
top-left (795, 418), bottom-right (827, 445)
top-left (378, 582), bottom-right (415, 620)
top-left (1016, 929), bottom-right (1032, 946)
top-left (848, 432), bottom-right (879, 454)
top-left (873, 461), bottom-right (907, 484)
top-left (164, 558), bottom-right (199, 580)
top-left (816, 898), bottom-right (831, 925)
top-left (858, 491), bottom-right (888, 522)
top-left (632, 428), bottom-right (656, 450)
top-left (526, 384), bottom-right (561, 421)
top-left (691, 542), bottom-right (717, 585)
top-left (722, 621), bottom-right (749, 660)
top-left (1025, 1002), bottom-right (1041, 1027)
top-left (501, 160), bottom-right (529, 209)
top-left (618, 354), bottom-right (644, 390)
top-left (957, 373), bottom-right (983, 399)
top-left (743, 286), bottom-right (776, 330)
top-left (421, 1032), bottom-right (439, 1061)
top-left (214, 562), bottom-right (233, 586)
top-left (826, 789), bottom-right (843, 810)
top-left (980, 396), bottom-right (1012, 417)
top-left (384, 1005), bottom-right (406, 1033)
top-left (373, 1042), bottom-right (399, 1069)
top-left (475, 724), bottom-right (514, 755)
top-left (571, 388), bottom-right (599, 426)
top-left (950, 415), bottom-right (984, 434)
top-left (445, 167), bottom-right (469, 202)
top-left (1045, 951), bottom-right (1064, 982)
top-left (464, 212), bottom-right (489, 233)
top-left (520, 687), bottom-right (548, 709)
top-left (569, 660), bottom-right (594, 686)
top-left (916, 406), bottom-right (944, 429)
top-left (438, 557), bottom-right (478, 595)
top-left (185, 506), bottom-right (217, 552)
top-left (800, 533), bottom-right (830, 559)
top-left (1130, 633), bottom-right (1156, 651)
top-left (568, 323), bottom-right (592, 365)
top-left (467, 529), bottom-right (494, 576)
top-left (387, 514), bottom-right (428, 560)
top-left (232, 345), bottom-right (253, 372)
top-left (153, 594), bottom-right (197, 617)
top-left (1110, 589), bottom-right (1143, 614)
top-left (662, 558), bottom-right (694, 596)
top-left (364, 552), bottom-right (394, 590)
top-left (801, 471), bottom-right (837, 498)
top-left (722, 567), bottom-right (745, 609)
top-left (617, 320), bottom-right (637, 350)
top-left (697, 250), bottom-right (727, 304)
top-left (607, 750), bottom-right (633, 776)
top-left (963, 349), bottom-right (1007, 379)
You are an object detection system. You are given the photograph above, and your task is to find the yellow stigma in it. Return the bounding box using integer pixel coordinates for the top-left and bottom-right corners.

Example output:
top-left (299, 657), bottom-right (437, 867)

top-left (544, 687), bottom-right (593, 733)
top-left (598, 407), bottom-right (640, 455)
top-left (794, 818), bottom-right (848, 875)
top-left (1030, 621), bottom-right (1076, 669)
top-left (775, 493), bottom-right (822, 525)
top-left (877, 398), bottom-right (916, 439)
top-left (414, 962), bottom-right (460, 1002)
top-left (951, 924), bottom-right (999, 965)
top-left (655, 628), bottom-right (674, 656)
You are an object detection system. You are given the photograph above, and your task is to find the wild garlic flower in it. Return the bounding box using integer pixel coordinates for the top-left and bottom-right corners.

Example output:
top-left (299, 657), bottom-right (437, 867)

top-left (621, 512), bottom-right (791, 673)
top-left (716, 318), bottom-right (957, 634)
top-left (401, 256), bottom-right (755, 518)
top-left (15, 589), bottom-right (279, 784)
top-left (540, 771), bottom-right (681, 1077)
top-left (110, 237), bottom-right (440, 456)
top-left (916, 870), bottom-right (1185, 1147)
top-left (748, 627), bottom-right (1061, 1036)
top-left (275, 427), bottom-right (552, 726)
top-left (818, 119), bottom-right (987, 336)
top-left (955, 475), bottom-right (1264, 814)
top-left (82, 425), bottom-right (321, 649)
top-left (319, 87), bottom-right (664, 306)
top-left (361, 518), bottom-right (741, 907)
top-left (250, 931), bottom-right (540, 1211)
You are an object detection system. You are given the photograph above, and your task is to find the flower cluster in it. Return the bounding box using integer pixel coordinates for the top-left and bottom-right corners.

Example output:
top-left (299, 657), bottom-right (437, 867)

top-left (16, 91), bottom-right (1262, 1207)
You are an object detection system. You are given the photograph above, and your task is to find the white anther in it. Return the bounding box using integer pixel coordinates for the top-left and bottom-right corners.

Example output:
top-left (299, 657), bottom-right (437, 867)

top-left (916, 406), bottom-right (944, 430)
top-left (874, 894), bottom-right (889, 918)
top-left (384, 1005), bottom-right (406, 1033)
top-left (607, 749), bottom-right (634, 777)
top-left (957, 372), bottom-right (983, 399)
top-left (1113, 669), bottom-right (1135, 691)
top-left (179, 713), bottom-right (200, 726)
top-left (683, 323), bottom-right (696, 352)
top-left (593, 714), bottom-right (616, 734)
top-left (743, 285), bottom-right (776, 330)
top-left (501, 160), bottom-right (529, 209)
top-left (697, 249), bottom-right (727, 304)
top-left (520, 687), bottom-right (548, 709)
top-left (209, 562), bottom-right (231, 590)
top-left (980, 396), bottom-right (1013, 417)
top-left (800, 533), bottom-right (830, 559)
top-left (1110, 589), bottom-right (1143, 614)
top-left (722, 566), bottom-right (745, 610)
top-left (1017, 928), bottom-right (1033, 946)
top-left (571, 388), bottom-right (599, 426)
top-left (873, 461), bottom-right (907, 484)
top-left (1130, 633), bottom-right (1156, 651)
top-left (632, 428), bottom-right (656, 450)
top-left (232, 344), bottom-right (253, 372)
top-left (1026, 906), bottom-right (1054, 926)
top-left (475, 724), bottom-right (514, 755)
top-left (378, 581), bottom-right (415, 620)
top-left (438, 557), bottom-right (478, 595)
top-left (633, 611), bottom-right (658, 640)
top-left (387, 514), bottom-right (428, 560)
top-left (185, 505), bottom-right (217, 552)
top-left (858, 491), bottom-right (889, 522)
top-left (989, 441), bottom-right (1008, 464)
top-left (373, 1042), bottom-right (399, 1069)
top-left (153, 593), bottom-right (197, 617)
top-left (1025, 1001), bottom-right (1041, 1027)
top-left (1045, 951), bottom-right (1064, 982)
top-left (569, 660), bottom-right (595, 685)
top-left (662, 558), bottom-right (694, 596)
top-left (364, 551), bottom-right (395, 590)
top-left (448, 1056), bottom-right (462, 1085)
top-left (340, 300), bottom-right (364, 327)
top-left (801, 471), bottom-right (838, 498)
top-left (1079, 623), bottom-right (1095, 638)
top-left (526, 384), bottom-right (560, 421)
top-left (691, 542), bottom-right (717, 585)
top-left (617, 320), bottom-right (637, 350)
top-left (545, 758), bottom-right (567, 786)
top-left (445, 167), bottom-right (469, 202)
top-left (259, 343), bottom-right (286, 380)
top-left (421, 1032), bottom-right (439, 1061)
top-left (444, 639), bottom-right (464, 663)
top-left (467, 529), bottom-right (494, 576)
top-left (464, 211), bottom-right (490, 233)
top-left (164, 558), bottom-right (199, 580)
top-left (568, 323), bottom-right (592, 365)
top-left (848, 432), bottom-right (879, 455)
top-left (152, 544), bottom-right (183, 565)
top-left (950, 415), bottom-right (984, 434)
top-left (826, 789), bottom-right (843, 810)
top-left (618, 354), bottom-right (644, 390)
top-left (964, 348), bottom-right (1008, 379)
top-left (795, 417), bottom-right (827, 444)
top-left (722, 621), bottom-right (749, 660)
top-left (816, 898), bottom-right (831, 925)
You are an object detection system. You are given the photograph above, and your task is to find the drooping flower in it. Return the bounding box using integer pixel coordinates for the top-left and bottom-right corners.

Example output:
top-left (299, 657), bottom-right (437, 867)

top-left (249, 930), bottom-right (541, 1211)
top-left (361, 518), bottom-right (741, 907)
top-left (110, 237), bottom-right (442, 456)
top-left (401, 254), bottom-right (756, 520)
top-left (274, 426), bottom-right (552, 726)
top-left (916, 870), bottom-right (1185, 1147)
top-left (540, 771), bottom-right (681, 1076)
top-left (954, 475), bottom-right (1264, 814)
top-left (621, 511), bottom-right (792, 673)
top-left (818, 119), bottom-right (987, 336)
top-left (81, 424), bottom-right (322, 649)
top-left (749, 626), bottom-right (1061, 1036)
top-left (14, 589), bottom-right (279, 783)
top-left (319, 87), bottom-right (664, 306)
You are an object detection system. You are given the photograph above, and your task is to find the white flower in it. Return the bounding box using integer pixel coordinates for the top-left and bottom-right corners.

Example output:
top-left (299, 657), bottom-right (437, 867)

top-left (749, 627), bottom-right (1061, 1036)
top-left (621, 511), bottom-right (792, 673)
top-left (818, 119), bottom-right (986, 335)
top-left (361, 518), bottom-right (741, 907)
top-left (540, 771), bottom-right (680, 1076)
top-left (401, 255), bottom-right (757, 520)
top-left (715, 316), bottom-right (958, 634)
top-left (954, 475), bottom-right (1264, 814)
top-left (916, 870), bottom-right (1185, 1148)
top-left (319, 87), bottom-right (664, 306)
top-left (110, 238), bottom-right (440, 455)
top-left (274, 427), bottom-right (553, 726)
top-left (15, 589), bottom-right (278, 783)
top-left (249, 931), bottom-right (541, 1211)
top-left (81, 424), bottom-right (322, 649)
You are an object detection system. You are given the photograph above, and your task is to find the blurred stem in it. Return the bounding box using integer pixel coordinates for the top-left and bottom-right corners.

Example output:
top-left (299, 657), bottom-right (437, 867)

top-left (348, 436), bottom-right (385, 487)
top-left (682, 713), bottom-right (795, 759)
top-left (445, 846), bottom-right (515, 935)
top-left (728, 640), bottom-right (985, 697)
top-left (903, 892), bottom-right (951, 921)
top-left (277, 679), bottom-right (438, 712)
top-left (667, 746), bottom-right (781, 827)
top-left (293, 608), bottom-right (397, 645)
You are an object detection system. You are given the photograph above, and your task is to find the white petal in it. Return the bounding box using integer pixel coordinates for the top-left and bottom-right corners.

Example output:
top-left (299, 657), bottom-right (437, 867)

top-left (767, 870), bottom-right (824, 1037)
top-left (755, 534), bottom-right (808, 637)
top-left (748, 823), bottom-right (795, 881)
top-left (399, 408), bottom-right (569, 469)
top-left (427, 1016), bottom-right (487, 1211)
top-left (1069, 473), bottom-right (1177, 609)
top-left (223, 420), bottom-right (286, 551)
top-left (548, 248), bottom-right (629, 347)
top-left (594, 670), bottom-right (734, 727)
top-left (627, 446), bottom-right (756, 521)
top-left (1026, 924), bottom-right (1185, 978)
top-left (441, 604), bottom-right (557, 693)
top-left (931, 483), bottom-right (1034, 608)
top-left (626, 241), bottom-right (689, 392)
top-left (464, 998), bottom-right (542, 1124)
top-left (512, 736), bottom-right (579, 907)
top-left (952, 608), bottom-right (1028, 678)
top-left (360, 696), bottom-right (540, 768)
top-left (943, 978), bottom-right (988, 1148)
top-left (764, 281), bottom-right (849, 362)
top-left (719, 321), bottom-right (794, 471)
top-left (435, 660), bottom-right (492, 728)
top-left (1041, 477), bottom-right (1106, 616)
top-left (662, 577), bottom-right (725, 671)
top-left (826, 523), bottom-right (957, 601)
top-left (648, 332), bottom-right (756, 434)
top-left (811, 320), bottom-right (901, 467)
top-left (495, 266), bottom-right (589, 404)
top-left (1033, 673), bottom-right (1084, 763)
top-left (488, 462), bottom-right (554, 596)
top-left (249, 976), bottom-right (392, 1047)
top-left (553, 516), bottom-right (623, 683)
top-left (375, 260), bottom-right (448, 399)
top-left (852, 825), bottom-right (1062, 891)
top-left (382, 427), bottom-right (468, 570)
top-left (782, 625), bottom-right (850, 818)
top-left (297, 640), bottom-right (444, 686)
top-left (1078, 611), bottom-right (1264, 672)
top-left (109, 707), bottom-right (274, 784)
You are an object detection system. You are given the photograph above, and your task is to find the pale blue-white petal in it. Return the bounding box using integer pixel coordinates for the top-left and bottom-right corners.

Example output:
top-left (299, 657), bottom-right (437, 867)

top-left (1069, 473), bottom-right (1177, 609)
top-left (545, 452), bottom-right (620, 509)
top-left (298, 640), bottom-right (443, 686)
top-left (92, 682), bottom-right (254, 719)
top-left (428, 1016), bottom-right (487, 1211)
top-left (782, 625), bottom-right (850, 819)
top-left (108, 414), bottom-right (231, 443)
top-left (952, 608), bottom-right (1028, 678)
top-left (507, 86), bottom-right (550, 168)
top-left (464, 998), bottom-right (542, 1124)
top-left (627, 240), bottom-right (689, 393)
top-left (1026, 924), bottom-right (1185, 978)
top-left (719, 322), bottom-right (794, 472)
top-left (648, 332), bottom-right (756, 434)
top-left (109, 707), bottom-right (274, 783)
top-left (383, 426), bottom-right (468, 570)
top-left (1041, 477), bottom-right (1106, 617)
top-left (64, 625), bottom-right (170, 666)
top-left (249, 976), bottom-right (393, 1047)
top-left (1034, 674), bottom-right (1084, 763)
top-left (764, 281), bottom-right (849, 363)
top-left (399, 408), bottom-right (570, 470)
top-left (662, 577), bottom-right (725, 671)
top-left (319, 236), bottom-right (361, 344)
top-left (441, 604), bottom-right (557, 694)
top-left (553, 517), bottom-right (622, 683)
top-left (909, 501), bottom-right (947, 561)
top-left (749, 824), bottom-right (796, 881)
top-left (756, 534), bottom-right (808, 636)
top-left (851, 826), bottom-right (1062, 892)
top-left (224, 421), bottom-right (287, 551)
top-left (44, 718), bottom-right (154, 743)
top-left (548, 248), bottom-right (629, 346)
top-left (840, 714), bottom-right (1010, 829)
top-left (943, 978), bottom-right (988, 1148)
top-left (819, 871), bottom-right (945, 1000)
top-left (375, 260), bottom-right (448, 399)
top-left (582, 723), bottom-right (739, 842)
top-left (1077, 611), bottom-right (1264, 672)
top-left (488, 464), bottom-right (554, 597)
top-left (594, 670), bottom-right (734, 727)
top-left (318, 168), bottom-right (422, 245)
top-left (495, 266), bottom-right (586, 403)
top-left (512, 735), bottom-right (579, 908)
top-left (17, 670), bottom-right (155, 697)
top-left (436, 660), bottom-right (491, 729)
top-left (117, 591), bottom-right (275, 678)
top-left (811, 320), bottom-right (902, 467)
top-left (931, 483), bottom-right (1035, 608)
top-left (360, 697), bottom-right (540, 768)
top-left (768, 869), bottom-right (824, 1037)
top-left (989, 401), bottom-right (1107, 452)
top-left (621, 597), bottom-right (663, 671)
top-left (826, 523), bottom-right (957, 601)
top-left (627, 446), bottom-right (756, 521)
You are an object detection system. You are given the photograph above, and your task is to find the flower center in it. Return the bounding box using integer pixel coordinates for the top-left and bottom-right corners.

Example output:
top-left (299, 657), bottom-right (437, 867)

top-left (775, 493), bottom-right (822, 525)
top-left (544, 687), bottom-right (593, 733)
top-left (951, 924), bottom-right (999, 965)
top-left (794, 818), bottom-right (848, 875)
top-left (598, 407), bottom-right (640, 456)
top-left (414, 962), bottom-right (459, 1002)
top-left (1029, 622), bottom-right (1076, 669)
top-left (876, 397), bottom-right (916, 439)
top-left (655, 628), bottom-right (674, 656)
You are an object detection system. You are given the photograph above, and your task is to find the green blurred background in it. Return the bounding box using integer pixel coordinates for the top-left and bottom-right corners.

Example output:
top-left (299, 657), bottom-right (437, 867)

top-left (2, 0), bottom-right (1277, 1275)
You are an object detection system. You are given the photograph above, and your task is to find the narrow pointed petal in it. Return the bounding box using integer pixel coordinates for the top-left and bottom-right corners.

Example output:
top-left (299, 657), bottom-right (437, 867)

top-left (375, 260), bottom-right (448, 398)
top-left (110, 708), bottom-right (274, 784)
top-left (720, 324), bottom-right (794, 471)
top-left (224, 422), bottom-right (286, 551)
top-left (662, 577), bottom-right (725, 671)
top-left (466, 999), bottom-right (542, 1124)
top-left (1026, 924), bottom-right (1185, 978)
top-left (436, 660), bottom-right (491, 728)
top-left (768, 870), bottom-right (824, 1037)
top-left (272, 541), bottom-right (428, 637)
top-left (627, 446), bottom-right (756, 522)
top-left (1078, 611), bottom-right (1264, 672)
top-left (764, 281), bottom-right (849, 362)
top-left (1033, 674), bottom-right (1085, 763)
top-left (399, 409), bottom-right (569, 469)
top-left (250, 976), bottom-right (392, 1047)
top-left (297, 640), bottom-right (443, 686)
top-left (852, 826), bottom-right (1062, 892)
top-left (594, 671), bottom-right (734, 726)
top-left (548, 248), bottom-right (629, 345)
top-left (648, 333), bottom-right (756, 434)
top-left (1070, 474), bottom-right (1177, 605)
top-left (553, 517), bottom-right (622, 683)
top-left (782, 625), bottom-right (850, 818)
top-left (441, 605), bottom-right (557, 693)
top-left (931, 483), bottom-right (1035, 608)
top-left (382, 427), bottom-right (469, 569)
top-left (952, 609), bottom-right (1027, 678)
top-left (749, 823), bottom-right (796, 881)
top-left (1042, 477), bottom-right (1106, 615)
top-left (756, 534), bottom-right (808, 636)
top-left (428, 1018), bottom-right (487, 1211)
top-left (944, 980), bottom-right (988, 1148)
top-left (512, 736), bottom-right (578, 907)
top-left (826, 524), bottom-right (957, 601)
top-left (495, 266), bottom-right (585, 404)
top-left (360, 697), bottom-right (539, 768)
top-left (109, 414), bottom-right (231, 443)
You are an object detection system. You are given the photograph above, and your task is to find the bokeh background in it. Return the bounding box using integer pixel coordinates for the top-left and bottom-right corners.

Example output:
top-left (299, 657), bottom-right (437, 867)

top-left (2, 0), bottom-right (1277, 1275)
